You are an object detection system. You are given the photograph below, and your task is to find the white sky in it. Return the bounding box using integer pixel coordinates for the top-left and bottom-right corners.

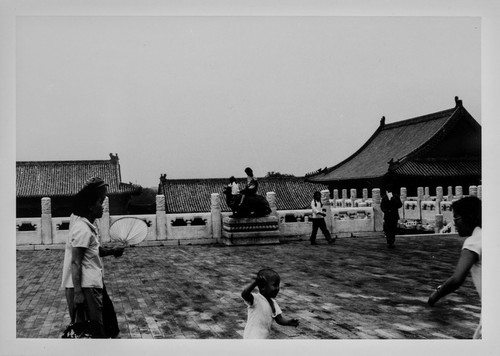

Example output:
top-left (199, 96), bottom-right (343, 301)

top-left (15, 15), bottom-right (481, 187)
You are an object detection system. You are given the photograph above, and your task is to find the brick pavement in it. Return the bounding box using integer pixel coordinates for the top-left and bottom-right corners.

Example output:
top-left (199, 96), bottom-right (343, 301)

top-left (16, 234), bottom-right (481, 339)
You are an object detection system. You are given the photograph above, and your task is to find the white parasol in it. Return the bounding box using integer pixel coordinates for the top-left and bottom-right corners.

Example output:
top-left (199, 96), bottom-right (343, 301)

top-left (109, 217), bottom-right (148, 246)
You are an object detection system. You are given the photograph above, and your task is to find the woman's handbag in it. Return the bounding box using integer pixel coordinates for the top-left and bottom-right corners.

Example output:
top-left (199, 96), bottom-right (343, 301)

top-left (61, 305), bottom-right (96, 339)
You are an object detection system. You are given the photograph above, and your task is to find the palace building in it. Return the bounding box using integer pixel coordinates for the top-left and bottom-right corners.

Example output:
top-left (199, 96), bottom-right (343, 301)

top-left (305, 97), bottom-right (481, 196)
top-left (16, 153), bottom-right (141, 217)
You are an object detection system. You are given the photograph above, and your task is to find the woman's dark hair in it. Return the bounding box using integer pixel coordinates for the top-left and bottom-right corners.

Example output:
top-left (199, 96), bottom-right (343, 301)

top-left (229, 176), bottom-right (236, 183)
top-left (71, 186), bottom-right (104, 217)
top-left (313, 191), bottom-right (322, 207)
top-left (452, 196), bottom-right (481, 228)
top-left (245, 167), bottom-right (254, 177)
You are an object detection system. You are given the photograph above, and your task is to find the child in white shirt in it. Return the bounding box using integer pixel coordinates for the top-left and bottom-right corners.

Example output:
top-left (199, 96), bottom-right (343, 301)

top-left (241, 268), bottom-right (299, 339)
top-left (224, 176), bottom-right (240, 215)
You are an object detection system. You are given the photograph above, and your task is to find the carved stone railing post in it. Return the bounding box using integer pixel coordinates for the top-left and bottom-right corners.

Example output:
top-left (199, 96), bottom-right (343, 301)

top-left (266, 191), bottom-right (281, 235)
top-left (400, 187), bottom-right (407, 202)
top-left (41, 197), bottom-right (52, 245)
top-left (100, 197), bottom-right (111, 243)
top-left (447, 186), bottom-right (453, 201)
top-left (436, 186), bottom-right (443, 214)
top-left (400, 187), bottom-right (407, 219)
top-left (417, 187), bottom-right (424, 202)
top-left (321, 190), bottom-right (333, 232)
top-left (372, 188), bottom-right (383, 232)
top-left (266, 192), bottom-right (278, 217)
top-left (342, 189), bottom-right (347, 201)
top-left (156, 195), bottom-right (167, 240)
top-left (333, 189), bottom-right (339, 201)
top-left (456, 186), bottom-right (463, 200)
top-left (469, 185), bottom-right (478, 197)
top-left (478, 185), bottom-right (482, 200)
top-left (424, 187), bottom-right (430, 201)
top-left (372, 188), bottom-right (381, 205)
top-left (211, 193), bottom-right (222, 240)
top-left (350, 189), bottom-right (357, 201)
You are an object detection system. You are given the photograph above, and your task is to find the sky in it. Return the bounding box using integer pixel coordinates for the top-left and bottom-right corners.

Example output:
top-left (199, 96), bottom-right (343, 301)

top-left (15, 15), bottom-right (481, 187)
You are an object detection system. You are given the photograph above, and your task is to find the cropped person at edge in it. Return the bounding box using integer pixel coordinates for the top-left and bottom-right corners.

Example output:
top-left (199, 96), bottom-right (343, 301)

top-left (427, 196), bottom-right (482, 339)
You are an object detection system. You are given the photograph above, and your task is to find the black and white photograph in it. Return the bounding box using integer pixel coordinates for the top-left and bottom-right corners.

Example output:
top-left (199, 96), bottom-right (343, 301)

top-left (1, 1), bottom-right (499, 355)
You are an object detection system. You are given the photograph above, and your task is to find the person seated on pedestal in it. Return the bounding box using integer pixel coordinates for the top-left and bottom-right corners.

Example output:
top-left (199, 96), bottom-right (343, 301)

top-left (234, 167), bottom-right (271, 218)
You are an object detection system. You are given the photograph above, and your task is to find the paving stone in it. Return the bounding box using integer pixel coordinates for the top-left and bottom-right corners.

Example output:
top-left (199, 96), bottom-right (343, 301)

top-left (16, 235), bottom-right (481, 339)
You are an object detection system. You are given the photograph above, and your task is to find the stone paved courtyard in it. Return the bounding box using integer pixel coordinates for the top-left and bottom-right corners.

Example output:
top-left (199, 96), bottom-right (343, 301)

top-left (16, 234), bottom-right (481, 340)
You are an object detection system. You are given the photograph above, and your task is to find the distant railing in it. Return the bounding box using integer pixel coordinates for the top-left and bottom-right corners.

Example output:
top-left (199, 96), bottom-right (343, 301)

top-left (16, 185), bottom-right (480, 248)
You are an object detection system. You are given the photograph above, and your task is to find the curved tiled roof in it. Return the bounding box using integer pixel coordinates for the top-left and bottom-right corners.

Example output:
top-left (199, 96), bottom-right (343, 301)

top-left (307, 100), bottom-right (480, 183)
top-left (16, 157), bottom-right (141, 198)
top-left (159, 177), bottom-right (327, 213)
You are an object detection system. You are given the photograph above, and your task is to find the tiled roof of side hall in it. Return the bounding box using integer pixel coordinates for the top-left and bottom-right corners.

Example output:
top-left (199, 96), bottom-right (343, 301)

top-left (16, 156), bottom-right (141, 198)
top-left (307, 99), bottom-right (480, 183)
top-left (159, 177), bottom-right (328, 213)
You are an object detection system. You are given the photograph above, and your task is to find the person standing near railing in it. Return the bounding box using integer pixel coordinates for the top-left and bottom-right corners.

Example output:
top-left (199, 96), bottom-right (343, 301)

top-left (427, 195), bottom-right (482, 339)
top-left (380, 183), bottom-right (402, 249)
top-left (310, 191), bottom-right (335, 245)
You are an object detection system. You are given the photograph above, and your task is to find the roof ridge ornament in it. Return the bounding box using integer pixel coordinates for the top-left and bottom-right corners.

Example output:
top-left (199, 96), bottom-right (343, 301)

top-left (455, 96), bottom-right (463, 107)
top-left (380, 116), bottom-right (385, 127)
top-left (109, 153), bottom-right (119, 163)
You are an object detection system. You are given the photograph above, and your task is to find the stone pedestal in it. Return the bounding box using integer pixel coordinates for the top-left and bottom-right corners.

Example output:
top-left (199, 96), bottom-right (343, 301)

top-left (221, 216), bottom-right (280, 245)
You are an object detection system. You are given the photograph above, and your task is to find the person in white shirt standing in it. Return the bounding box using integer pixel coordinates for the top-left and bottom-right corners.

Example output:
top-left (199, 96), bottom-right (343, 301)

top-left (310, 191), bottom-right (335, 245)
top-left (428, 195), bottom-right (482, 339)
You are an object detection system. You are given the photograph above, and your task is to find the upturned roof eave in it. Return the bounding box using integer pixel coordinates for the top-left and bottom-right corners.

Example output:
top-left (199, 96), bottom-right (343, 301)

top-left (307, 126), bottom-right (385, 181)
top-left (393, 105), bottom-right (463, 165)
top-left (306, 104), bottom-right (463, 183)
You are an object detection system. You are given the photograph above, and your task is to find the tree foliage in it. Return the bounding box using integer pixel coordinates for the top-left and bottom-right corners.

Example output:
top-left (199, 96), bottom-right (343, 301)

top-left (265, 171), bottom-right (295, 178)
